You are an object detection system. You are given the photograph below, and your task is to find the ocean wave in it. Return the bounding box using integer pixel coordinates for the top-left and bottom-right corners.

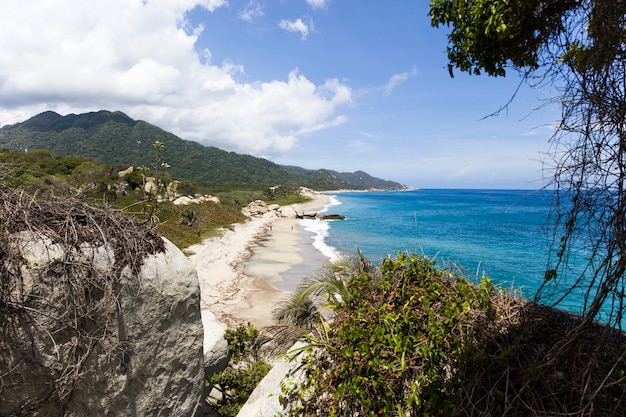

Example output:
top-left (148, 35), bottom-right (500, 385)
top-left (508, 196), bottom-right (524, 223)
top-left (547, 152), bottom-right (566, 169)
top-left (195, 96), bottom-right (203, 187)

top-left (298, 195), bottom-right (343, 262)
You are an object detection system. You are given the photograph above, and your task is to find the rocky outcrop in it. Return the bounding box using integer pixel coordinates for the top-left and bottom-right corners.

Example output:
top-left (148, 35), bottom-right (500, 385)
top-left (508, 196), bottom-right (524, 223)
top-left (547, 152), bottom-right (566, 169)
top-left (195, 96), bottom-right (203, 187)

top-left (173, 195), bottom-right (221, 205)
top-left (237, 342), bottom-right (308, 417)
top-left (202, 310), bottom-right (230, 376)
top-left (316, 213), bottom-right (346, 220)
top-left (242, 200), bottom-right (344, 221)
top-left (117, 165), bottom-right (134, 177)
top-left (1, 234), bottom-right (205, 417)
top-left (0, 189), bottom-right (206, 417)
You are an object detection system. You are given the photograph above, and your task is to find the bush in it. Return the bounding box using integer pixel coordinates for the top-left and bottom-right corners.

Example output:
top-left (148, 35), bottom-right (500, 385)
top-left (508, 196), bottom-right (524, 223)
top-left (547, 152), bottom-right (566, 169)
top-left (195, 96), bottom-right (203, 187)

top-left (206, 324), bottom-right (271, 417)
top-left (284, 253), bottom-right (496, 416)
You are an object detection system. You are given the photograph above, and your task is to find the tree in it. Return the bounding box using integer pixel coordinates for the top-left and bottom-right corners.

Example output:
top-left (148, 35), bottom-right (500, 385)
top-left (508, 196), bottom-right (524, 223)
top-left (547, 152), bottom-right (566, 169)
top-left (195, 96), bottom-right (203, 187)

top-left (262, 250), bottom-right (378, 355)
top-left (429, 0), bottom-right (626, 330)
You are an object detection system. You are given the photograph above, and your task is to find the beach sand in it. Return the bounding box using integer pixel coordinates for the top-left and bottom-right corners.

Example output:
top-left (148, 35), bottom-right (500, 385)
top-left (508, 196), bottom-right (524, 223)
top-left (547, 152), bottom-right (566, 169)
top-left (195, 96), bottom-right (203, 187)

top-left (187, 194), bottom-right (330, 329)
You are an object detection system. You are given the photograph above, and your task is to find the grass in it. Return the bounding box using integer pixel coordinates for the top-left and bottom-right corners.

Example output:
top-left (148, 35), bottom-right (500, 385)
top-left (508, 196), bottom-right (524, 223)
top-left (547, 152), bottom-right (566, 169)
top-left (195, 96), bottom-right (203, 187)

top-left (154, 200), bottom-right (248, 249)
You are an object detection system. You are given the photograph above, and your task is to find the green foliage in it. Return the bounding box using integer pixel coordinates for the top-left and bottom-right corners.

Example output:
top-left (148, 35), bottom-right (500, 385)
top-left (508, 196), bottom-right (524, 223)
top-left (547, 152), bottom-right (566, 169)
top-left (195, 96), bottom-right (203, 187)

top-left (224, 323), bottom-right (260, 363)
top-left (430, 0), bottom-right (626, 333)
top-left (268, 193), bottom-right (312, 206)
top-left (176, 179), bottom-right (198, 197)
top-left (124, 169), bottom-right (144, 190)
top-left (218, 189), bottom-right (266, 207)
top-left (155, 200), bottom-right (246, 249)
top-left (206, 324), bottom-right (271, 417)
top-left (0, 110), bottom-right (404, 191)
top-left (265, 251), bottom-right (379, 357)
top-left (264, 183), bottom-right (299, 201)
top-left (285, 253), bottom-right (496, 416)
top-left (207, 361), bottom-right (271, 417)
top-left (0, 149), bottom-right (116, 197)
top-left (0, 149), bottom-right (247, 249)
top-left (428, 0), bottom-right (578, 76)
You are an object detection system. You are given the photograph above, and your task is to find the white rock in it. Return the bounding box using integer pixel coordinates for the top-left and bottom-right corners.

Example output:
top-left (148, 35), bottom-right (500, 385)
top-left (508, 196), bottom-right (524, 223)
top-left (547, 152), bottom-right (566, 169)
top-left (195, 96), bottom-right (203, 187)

top-left (278, 206), bottom-right (298, 218)
top-left (237, 342), bottom-right (308, 417)
top-left (2, 234), bottom-right (206, 417)
top-left (118, 166), bottom-right (134, 177)
top-left (173, 196), bottom-right (194, 205)
top-left (202, 310), bottom-right (229, 376)
top-left (262, 211), bottom-right (278, 219)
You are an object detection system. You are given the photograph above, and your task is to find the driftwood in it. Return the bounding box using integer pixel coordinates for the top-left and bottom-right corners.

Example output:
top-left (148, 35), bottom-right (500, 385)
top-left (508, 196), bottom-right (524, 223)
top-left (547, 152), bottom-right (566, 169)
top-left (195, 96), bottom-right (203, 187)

top-left (299, 212), bottom-right (346, 220)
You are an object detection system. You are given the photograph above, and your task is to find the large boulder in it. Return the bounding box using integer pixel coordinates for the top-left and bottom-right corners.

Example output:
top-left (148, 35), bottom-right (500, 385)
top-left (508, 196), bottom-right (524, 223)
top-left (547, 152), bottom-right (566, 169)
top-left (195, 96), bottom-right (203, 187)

top-left (278, 206), bottom-right (298, 218)
top-left (242, 200), bottom-right (270, 217)
top-left (202, 310), bottom-right (229, 376)
top-left (237, 342), bottom-right (308, 417)
top-left (0, 189), bottom-right (205, 417)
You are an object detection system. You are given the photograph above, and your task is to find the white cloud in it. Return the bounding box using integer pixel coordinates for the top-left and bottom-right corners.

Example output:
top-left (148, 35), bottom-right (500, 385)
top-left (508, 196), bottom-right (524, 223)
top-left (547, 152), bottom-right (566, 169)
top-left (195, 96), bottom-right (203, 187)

top-left (279, 17), bottom-right (315, 40)
top-left (204, 0), bottom-right (229, 11)
top-left (384, 67), bottom-right (418, 96)
top-left (239, 0), bottom-right (264, 22)
top-left (306, 0), bottom-right (330, 9)
top-left (0, 0), bottom-right (350, 158)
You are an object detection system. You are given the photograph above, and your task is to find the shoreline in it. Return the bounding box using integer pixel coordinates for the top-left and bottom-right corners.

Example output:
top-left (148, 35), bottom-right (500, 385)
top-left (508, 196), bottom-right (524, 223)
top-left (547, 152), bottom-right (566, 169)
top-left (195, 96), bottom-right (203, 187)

top-left (187, 193), bottom-right (330, 329)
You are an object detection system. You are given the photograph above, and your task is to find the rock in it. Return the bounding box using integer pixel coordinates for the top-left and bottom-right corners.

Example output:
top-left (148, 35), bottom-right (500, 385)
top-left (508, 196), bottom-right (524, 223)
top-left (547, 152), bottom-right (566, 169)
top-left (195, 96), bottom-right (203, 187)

top-left (298, 186), bottom-right (318, 196)
top-left (173, 195), bottom-right (221, 205)
top-left (201, 311), bottom-right (229, 376)
top-left (267, 203), bottom-right (280, 211)
top-left (173, 195), bottom-right (194, 205)
top-left (278, 206), bottom-right (298, 218)
top-left (242, 200), bottom-right (270, 217)
top-left (262, 211), bottom-right (278, 219)
top-left (237, 342), bottom-right (308, 417)
top-left (118, 166), bottom-right (134, 177)
top-left (292, 205), bottom-right (304, 217)
top-left (316, 213), bottom-right (346, 220)
top-left (144, 176), bottom-right (157, 194)
top-left (1, 233), bottom-right (205, 417)
top-left (196, 195), bottom-right (220, 204)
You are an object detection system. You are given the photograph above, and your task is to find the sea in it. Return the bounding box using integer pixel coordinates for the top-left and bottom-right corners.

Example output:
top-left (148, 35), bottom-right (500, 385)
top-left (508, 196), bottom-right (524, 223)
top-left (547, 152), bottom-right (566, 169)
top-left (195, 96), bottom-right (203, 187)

top-left (283, 188), bottom-right (595, 319)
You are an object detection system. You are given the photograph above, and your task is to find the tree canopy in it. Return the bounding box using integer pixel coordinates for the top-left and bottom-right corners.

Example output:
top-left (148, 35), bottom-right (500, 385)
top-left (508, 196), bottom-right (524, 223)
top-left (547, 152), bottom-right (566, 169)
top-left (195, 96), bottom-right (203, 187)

top-left (430, 0), bottom-right (626, 329)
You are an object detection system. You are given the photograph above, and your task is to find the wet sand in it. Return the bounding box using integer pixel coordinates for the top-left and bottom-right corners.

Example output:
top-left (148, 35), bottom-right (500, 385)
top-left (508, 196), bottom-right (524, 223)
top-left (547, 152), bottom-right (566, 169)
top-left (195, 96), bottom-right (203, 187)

top-left (187, 194), bottom-right (329, 328)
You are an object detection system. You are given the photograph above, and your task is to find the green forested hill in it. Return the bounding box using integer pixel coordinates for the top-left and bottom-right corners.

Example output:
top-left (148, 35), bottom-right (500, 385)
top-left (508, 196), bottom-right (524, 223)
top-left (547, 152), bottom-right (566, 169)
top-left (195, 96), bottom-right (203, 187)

top-left (0, 110), bottom-right (405, 192)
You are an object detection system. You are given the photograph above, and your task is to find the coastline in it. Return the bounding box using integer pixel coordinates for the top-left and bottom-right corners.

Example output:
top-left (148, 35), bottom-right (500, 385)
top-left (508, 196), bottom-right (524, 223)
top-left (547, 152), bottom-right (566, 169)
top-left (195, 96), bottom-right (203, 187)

top-left (187, 193), bottom-right (330, 329)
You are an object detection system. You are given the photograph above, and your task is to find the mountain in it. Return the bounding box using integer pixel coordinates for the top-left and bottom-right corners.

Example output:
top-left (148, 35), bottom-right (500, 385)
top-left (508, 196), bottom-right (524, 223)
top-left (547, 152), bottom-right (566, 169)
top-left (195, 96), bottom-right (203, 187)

top-left (0, 111), bottom-right (406, 192)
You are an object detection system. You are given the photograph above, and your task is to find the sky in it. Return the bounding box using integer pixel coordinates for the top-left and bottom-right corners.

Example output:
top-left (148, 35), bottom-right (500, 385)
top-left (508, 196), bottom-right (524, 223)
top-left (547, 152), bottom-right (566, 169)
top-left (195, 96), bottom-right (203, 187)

top-left (0, 0), bottom-right (561, 189)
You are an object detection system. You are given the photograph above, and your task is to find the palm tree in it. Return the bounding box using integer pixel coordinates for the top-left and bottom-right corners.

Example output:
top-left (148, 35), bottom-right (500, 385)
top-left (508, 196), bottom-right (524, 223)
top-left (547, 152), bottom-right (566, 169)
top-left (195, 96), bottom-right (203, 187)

top-left (260, 250), bottom-right (379, 355)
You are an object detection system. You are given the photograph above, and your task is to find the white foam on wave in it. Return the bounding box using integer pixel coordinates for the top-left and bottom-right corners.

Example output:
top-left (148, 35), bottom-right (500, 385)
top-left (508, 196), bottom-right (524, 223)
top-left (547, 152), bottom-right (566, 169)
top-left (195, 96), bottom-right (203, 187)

top-left (299, 195), bottom-right (343, 262)
top-left (320, 194), bottom-right (342, 212)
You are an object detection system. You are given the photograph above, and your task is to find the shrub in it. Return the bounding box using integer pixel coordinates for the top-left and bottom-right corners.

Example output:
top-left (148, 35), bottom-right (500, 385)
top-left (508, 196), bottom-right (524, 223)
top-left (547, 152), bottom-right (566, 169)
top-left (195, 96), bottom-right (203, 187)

top-left (206, 324), bottom-right (271, 417)
top-left (284, 253), bottom-right (496, 416)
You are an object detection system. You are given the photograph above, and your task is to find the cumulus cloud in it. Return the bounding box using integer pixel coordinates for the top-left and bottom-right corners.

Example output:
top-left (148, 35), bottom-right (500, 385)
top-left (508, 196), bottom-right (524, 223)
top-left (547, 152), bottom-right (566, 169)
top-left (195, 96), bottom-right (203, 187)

top-left (279, 17), bottom-right (315, 40)
top-left (384, 67), bottom-right (418, 96)
top-left (0, 0), bottom-right (350, 157)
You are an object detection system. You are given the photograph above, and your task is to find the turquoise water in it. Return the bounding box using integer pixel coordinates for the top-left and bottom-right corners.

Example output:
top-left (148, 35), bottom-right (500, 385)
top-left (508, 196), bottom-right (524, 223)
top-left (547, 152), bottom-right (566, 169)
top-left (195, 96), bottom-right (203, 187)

top-left (321, 189), bottom-right (588, 316)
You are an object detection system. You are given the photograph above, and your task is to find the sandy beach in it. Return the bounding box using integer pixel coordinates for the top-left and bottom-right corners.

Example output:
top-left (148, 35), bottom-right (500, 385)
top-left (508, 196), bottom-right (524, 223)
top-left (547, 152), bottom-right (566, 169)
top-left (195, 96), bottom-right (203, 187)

top-left (187, 193), bottom-right (330, 329)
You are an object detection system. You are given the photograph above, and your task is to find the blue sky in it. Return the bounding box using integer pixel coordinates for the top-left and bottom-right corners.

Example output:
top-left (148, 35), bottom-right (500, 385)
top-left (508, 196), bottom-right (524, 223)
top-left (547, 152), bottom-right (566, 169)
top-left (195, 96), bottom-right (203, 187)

top-left (0, 0), bottom-right (559, 189)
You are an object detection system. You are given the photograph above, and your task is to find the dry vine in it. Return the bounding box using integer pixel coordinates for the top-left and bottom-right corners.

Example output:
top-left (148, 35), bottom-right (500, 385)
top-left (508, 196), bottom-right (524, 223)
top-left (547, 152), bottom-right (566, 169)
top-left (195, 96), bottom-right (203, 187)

top-left (0, 184), bottom-right (165, 416)
top-left (456, 293), bottom-right (626, 417)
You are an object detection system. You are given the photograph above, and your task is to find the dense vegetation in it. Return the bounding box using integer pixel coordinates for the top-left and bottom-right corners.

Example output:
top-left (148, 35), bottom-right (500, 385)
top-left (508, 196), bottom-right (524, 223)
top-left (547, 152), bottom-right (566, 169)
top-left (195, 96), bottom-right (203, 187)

top-left (0, 110), bottom-right (405, 192)
top-left (0, 149), bottom-right (252, 249)
top-left (206, 324), bottom-right (272, 416)
top-left (270, 253), bottom-right (626, 416)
